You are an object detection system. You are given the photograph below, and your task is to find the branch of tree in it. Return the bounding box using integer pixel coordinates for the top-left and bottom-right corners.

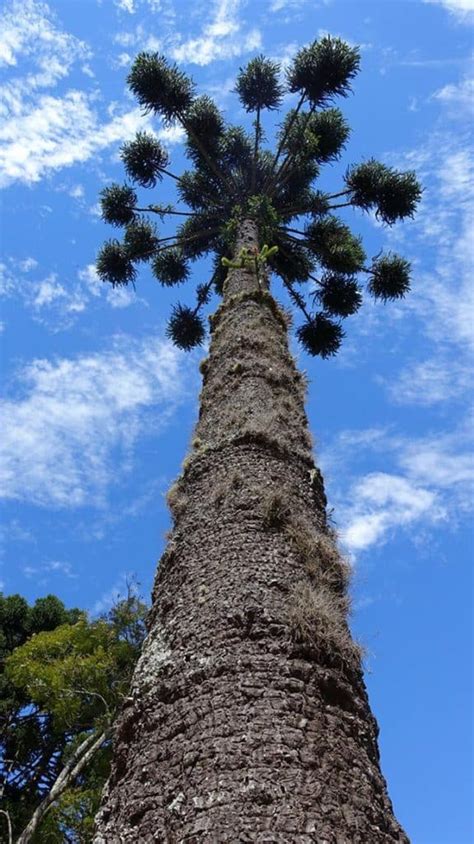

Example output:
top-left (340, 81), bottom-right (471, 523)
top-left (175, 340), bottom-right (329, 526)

top-left (0, 810), bottom-right (12, 844)
top-left (15, 728), bottom-right (110, 844)
top-left (263, 92), bottom-right (306, 191)
top-left (267, 103), bottom-right (317, 198)
top-left (178, 112), bottom-right (237, 195)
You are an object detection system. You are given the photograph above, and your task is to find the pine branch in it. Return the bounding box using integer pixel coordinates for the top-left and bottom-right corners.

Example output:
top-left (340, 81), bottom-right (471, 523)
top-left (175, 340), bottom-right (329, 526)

top-left (308, 272), bottom-right (324, 288)
top-left (133, 206), bottom-right (202, 218)
top-left (177, 111), bottom-right (237, 195)
top-left (154, 227), bottom-right (221, 253)
top-left (0, 810), bottom-right (12, 844)
top-left (282, 277), bottom-right (311, 321)
top-left (268, 103), bottom-right (317, 198)
top-left (16, 728), bottom-right (110, 844)
top-left (325, 188), bottom-right (351, 200)
top-left (327, 201), bottom-right (353, 210)
top-left (251, 105), bottom-right (261, 193)
top-left (263, 92), bottom-right (306, 192)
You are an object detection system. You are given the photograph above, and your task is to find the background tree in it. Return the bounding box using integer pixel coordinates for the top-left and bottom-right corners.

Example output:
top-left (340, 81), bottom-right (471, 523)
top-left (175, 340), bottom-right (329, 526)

top-left (0, 589), bottom-right (147, 843)
top-left (93, 37), bottom-right (421, 841)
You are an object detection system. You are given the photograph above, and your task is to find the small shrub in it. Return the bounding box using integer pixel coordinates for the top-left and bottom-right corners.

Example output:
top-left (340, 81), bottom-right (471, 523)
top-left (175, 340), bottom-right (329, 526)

top-left (288, 582), bottom-right (362, 667)
top-left (285, 521), bottom-right (350, 595)
top-left (166, 481), bottom-right (187, 519)
top-left (261, 492), bottom-right (290, 530)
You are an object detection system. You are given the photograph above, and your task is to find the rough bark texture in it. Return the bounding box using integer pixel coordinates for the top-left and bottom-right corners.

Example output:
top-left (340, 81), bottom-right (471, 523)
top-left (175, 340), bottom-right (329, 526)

top-left (94, 219), bottom-right (408, 843)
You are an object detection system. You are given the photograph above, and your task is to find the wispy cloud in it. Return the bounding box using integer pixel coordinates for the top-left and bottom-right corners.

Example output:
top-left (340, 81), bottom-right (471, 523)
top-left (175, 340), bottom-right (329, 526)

top-left (170, 0), bottom-right (262, 66)
top-left (0, 0), bottom-right (183, 187)
top-left (0, 94), bottom-right (184, 188)
top-left (0, 260), bottom-right (141, 329)
top-left (23, 559), bottom-right (77, 579)
top-left (342, 472), bottom-right (444, 552)
top-left (380, 359), bottom-right (472, 406)
top-left (0, 0), bottom-right (90, 87)
top-left (324, 427), bottom-right (473, 553)
top-left (432, 76), bottom-right (474, 115)
top-left (0, 335), bottom-right (190, 508)
top-left (423, 0), bottom-right (474, 24)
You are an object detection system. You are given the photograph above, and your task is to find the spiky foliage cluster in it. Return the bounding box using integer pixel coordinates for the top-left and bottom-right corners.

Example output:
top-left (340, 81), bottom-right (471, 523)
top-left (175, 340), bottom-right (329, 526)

top-left (97, 36), bottom-right (421, 356)
top-left (121, 132), bottom-right (169, 187)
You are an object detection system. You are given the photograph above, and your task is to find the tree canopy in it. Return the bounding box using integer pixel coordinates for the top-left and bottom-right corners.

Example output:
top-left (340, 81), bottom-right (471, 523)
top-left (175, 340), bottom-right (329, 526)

top-left (97, 36), bottom-right (421, 358)
top-left (0, 589), bottom-right (147, 843)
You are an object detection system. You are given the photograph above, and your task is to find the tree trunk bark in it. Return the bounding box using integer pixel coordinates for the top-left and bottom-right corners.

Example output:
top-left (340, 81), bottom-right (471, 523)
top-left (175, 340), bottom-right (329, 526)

top-left (94, 219), bottom-right (408, 843)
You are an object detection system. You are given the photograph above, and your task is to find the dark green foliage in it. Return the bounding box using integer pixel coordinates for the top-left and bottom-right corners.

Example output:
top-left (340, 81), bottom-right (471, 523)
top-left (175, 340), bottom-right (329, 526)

top-left (97, 34), bottom-right (420, 357)
top-left (345, 159), bottom-right (388, 209)
top-left (219, 126), bottom-right (253, 172)
top-left (196, 282), bottom-right (212, 307)
top-left (297, 313), bottom-right (344, 357)
top-left (308, 109), bottom-right (350, 162)
top-left (368, 253), bottom-right (411, 300)
top-left (236, 55), bottom-right (284, 111)
top-left (127, 52), bottom-right (194, 122)
top-left (0, 593), bottom-right (82, 840)
top-left (376, 170), bottom-right (422, 225)
top-left (100, 184), bottom-right (137, 226)
top-left (288, 36), bottom-right (360, 106)
top-left (186, 96), bottom-right (224, 160)
top-left (318, 274), bottom-right (363, 317)
top-left (123, 218), bottom-right (158, 261)
top-left (167, 304), bottom-right (205, 350)
top-left (96, 240), bottom-right (136, 286)
top-left (212, 253), bottom-right (229, 295)
top-left (121, 131), bottom-right (169, 187)
top-left (177, 214), bottom-right (221, 259)
top-left (178, 169), bottom-right (224, 211)
top-left (305, 216), bottom-right (366, 273)
top-left (152, 249), bottom-right (189, 286)
top-left (346, 160), bottom-right (422, 224)
top-left (279, 157), bottom-right (320, 201)
top-left (1, 590), bottom-right (147, 842)
top-left (29, 594), bottom-right (83, 633)
top-left (280, 108), bottom-right (349, 164)
top-left (271, 236), bottom-right (313, 282)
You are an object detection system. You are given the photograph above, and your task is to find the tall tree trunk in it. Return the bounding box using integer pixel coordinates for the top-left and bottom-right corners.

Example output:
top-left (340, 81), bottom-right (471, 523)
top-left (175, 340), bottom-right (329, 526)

top-left (94, 219), bottom-right (408, 842)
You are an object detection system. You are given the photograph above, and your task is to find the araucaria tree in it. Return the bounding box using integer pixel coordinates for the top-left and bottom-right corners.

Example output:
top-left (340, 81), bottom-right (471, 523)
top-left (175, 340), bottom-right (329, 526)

top-left (94, 37), bottom-right (420, 841)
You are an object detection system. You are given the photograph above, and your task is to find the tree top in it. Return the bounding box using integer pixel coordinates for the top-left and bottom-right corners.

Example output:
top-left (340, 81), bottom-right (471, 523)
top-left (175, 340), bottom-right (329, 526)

top-left (97, 36), bottom-right (421, 358)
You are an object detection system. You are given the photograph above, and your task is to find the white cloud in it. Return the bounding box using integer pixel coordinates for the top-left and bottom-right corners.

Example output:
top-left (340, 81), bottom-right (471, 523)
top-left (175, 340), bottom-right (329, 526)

top-left (423, 0), bottom-right (474, 23)
top-left (0, 335), bottom-right (190, 508)
top-left (343, 472), bottom-right (442, 551)
top-left (19, 257), bottom-right (38, 272)
top-left (23, 559), bottom-right (77, 579)
top-left (115, 0), bottom-right (136, 12)
top-left (0, 0), bottom-right (89, 76)
top-left (0, 1), bottom-right (183, 187)
top-left (373, 79), bottom-right (474, 408)
top-left (433, 76), bottom-right (474, 114)
top-left (382, 359), bottom-right (472, 406)
top-left (170, 0), bottom-right (262, 66)
top-left (1, 0), bottom-right (91, 122)
top-left (0, 93), bottom-right (183, 187)
top-left (327, 427), bottom-right (473, 554)
top-left (0, 260), bottom-right (141, 328)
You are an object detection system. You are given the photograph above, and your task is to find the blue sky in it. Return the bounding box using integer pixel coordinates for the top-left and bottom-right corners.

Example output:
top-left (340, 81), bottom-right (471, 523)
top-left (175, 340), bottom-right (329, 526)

top-left (0, 0), bottom-right (473, 840)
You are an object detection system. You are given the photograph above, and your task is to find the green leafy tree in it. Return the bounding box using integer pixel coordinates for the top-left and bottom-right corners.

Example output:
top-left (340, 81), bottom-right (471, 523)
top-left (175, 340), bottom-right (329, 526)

top-left (93, 37), bottom-right (420, 841)
top-left (0, 590), bottom-right (147, 843)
